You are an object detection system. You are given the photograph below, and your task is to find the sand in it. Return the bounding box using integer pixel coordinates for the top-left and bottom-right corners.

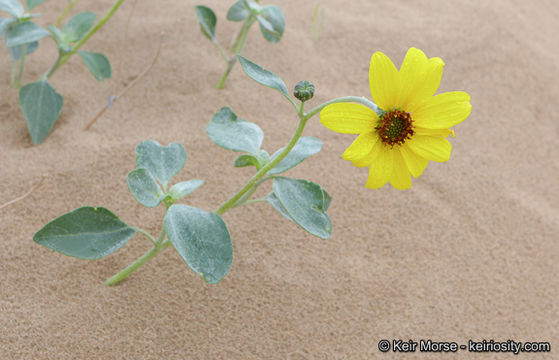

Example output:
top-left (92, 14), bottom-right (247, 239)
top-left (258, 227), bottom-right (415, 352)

top-left (1, 0), bottom-right (557, 358)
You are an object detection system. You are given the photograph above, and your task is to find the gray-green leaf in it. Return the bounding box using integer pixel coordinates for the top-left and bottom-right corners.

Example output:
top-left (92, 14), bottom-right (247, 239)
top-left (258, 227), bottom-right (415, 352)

top-left (237, 55), bottom-right (289, 98)
top-left (33, 207), bottom-right (136, 260)
top-left (5, 21), bottom-right (49, 47)
top-left (126, 168), bottom-right (166, 208)
top-left (0, 18), bottom-right (15, 37)
top-left (26, 0), bottom-right (47, 11)
top-left (78, 51), bottom-right (111, 81)
top-left (257, 5), bottom-right (285, 43)
top-left (8, 40), bottom-right (38, 61)
top-left (169, 180), bottom-right (204, 200)
top-left (19, 80), bottom-right (63, 144)
top-left (0, 0), bottom-right (24, 18)
top-left (269, 177), bottom-right (332, 239)
top-left (47, 24), bottom-right (71, 52)
top-left (135, 140), bottom-right (187, 187)
top-left (63, 11), bottom-right (95, 42)
top-left (207, 107), bottom-right (263, 153)
top-left (233, 149), bottom-right (270, 169)
top-left (165, 205), bottom-right (233, 284)
top-left (226, 0), bottom-right (250, 21)
top-left (195, 5), bottom-right (216, 41)
top-left (269, 137), bottom-right (322, 175)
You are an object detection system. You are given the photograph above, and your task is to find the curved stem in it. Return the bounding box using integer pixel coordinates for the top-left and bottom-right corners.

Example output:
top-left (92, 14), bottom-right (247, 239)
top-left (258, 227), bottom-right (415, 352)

top-left (134, 227), bottom-right (157, 245)
top-left (105, 241), bottom-right (170, 286)
top-left (304, 96), bottom-right (381, 121)
top-left (10, 60), bottom-right (17, 87)
top-left (212, 39), bottom-right (228, 63)
top-left (47, 0), bottom-right (126, 79)
top-left (15, 44), bottom-right (26, 88)
top-left (216, 17), bottom-right (255, 89)
top-left (56, 0), bottom-right (81, 27)
top-left (105, 223), bottom-right (167, 286)
top-left (236, 198), bottom-right (267, 207)
top-left (216, 115), bottom-right (308, 215)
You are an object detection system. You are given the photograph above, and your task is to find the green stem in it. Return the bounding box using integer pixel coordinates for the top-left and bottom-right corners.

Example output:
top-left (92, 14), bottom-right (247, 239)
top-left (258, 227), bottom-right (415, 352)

top-left (10, 59), bottom-right (17, 87)
top-left (105, 226), bottom-right (167, 286)
top-left (134, 227), bottom-right (157, 245)
top-left (236, 198), bottom-right (267, 207)
top-left (216, 113), bottom-right (307, 216)
top-left (105, 241), bottom-right (170, 286)
top-left (216, 17), bottom-right (255, 89)
top-left (304, 96), bottom-right (381, 120)
top-left (56, 0), bottom-right (80, 27)
top-left (212, 39), bottom-right (228, 63)
top-left (47, 0), bottom-right (126, 79)
top-left (15, 44), bottom-right (26, 88)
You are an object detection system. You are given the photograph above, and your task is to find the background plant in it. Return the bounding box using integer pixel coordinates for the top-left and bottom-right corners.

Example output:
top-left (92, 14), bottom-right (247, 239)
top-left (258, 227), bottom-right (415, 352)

top-left (0, 0), bottom-right (126, 144)
top-left (309, 3), bottom-right (324, 42)
top-left (195, 0), bottom-right (285, 89)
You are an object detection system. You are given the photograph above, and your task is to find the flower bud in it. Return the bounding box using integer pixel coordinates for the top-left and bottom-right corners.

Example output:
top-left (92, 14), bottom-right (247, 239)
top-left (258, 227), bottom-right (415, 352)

top-left (293, 81), bottom-right (315, 102)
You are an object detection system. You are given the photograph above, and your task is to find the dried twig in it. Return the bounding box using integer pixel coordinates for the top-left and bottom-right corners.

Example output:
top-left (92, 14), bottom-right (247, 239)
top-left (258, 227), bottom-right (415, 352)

top-left (0, 175), bottom-right (46, 210)
top-left (84, 33), bottom-right (164, 131)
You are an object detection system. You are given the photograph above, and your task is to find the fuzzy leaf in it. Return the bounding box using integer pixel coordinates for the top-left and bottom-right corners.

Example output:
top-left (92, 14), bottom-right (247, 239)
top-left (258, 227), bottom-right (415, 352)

top-left (26, 0), bottom-right (47, 10)
top-left (5, 21), bottom-right (48, 47)
top-left (8, 40), bottom-right (38, 61)
top-left (269, 137), bottom-right (323, 175)
top-left (226, 0), bottom-right (250, 21)
top-left (195, 5), bottom-right (216, 40)
top-left (135, 140), bottom-right (187, 187)
top-left (0, 17), bottom-right (15, 37)
top-left (257, 5), bottom-right (285, 43)
top-left (0, 0), bottom-right (24, 18)
top-left (63, 11), bottom-right (95, 42)
top-left (19, 80), bottom-right (63, 144)
top-left (269, 177), bottom-right (332, 239)
top-left (237, 55), bottom-right (289, 98)
top-left (33, 207), bottom-right (136, 260)
top-left (233, 149), bottom-right (269, 169)
top-left (207, 107), bottom-right (264, 153)
top-left (126, 168), bottom-right (166, 208)
top-left (165, 205), bottom-right (233, 284)
top-left (169, 180), bottom-right (204, 200)
top-left (78, 51), bottom-right (111, 81)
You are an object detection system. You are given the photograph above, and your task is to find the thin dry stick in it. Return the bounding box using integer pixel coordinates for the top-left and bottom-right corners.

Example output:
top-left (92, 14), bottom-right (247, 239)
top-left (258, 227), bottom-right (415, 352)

top-left (0, 175), bottom-right (46, 210)
top-left (84, 33), bottom-right (164, 131)
top-left (114, 0), bottom-right (139, 94)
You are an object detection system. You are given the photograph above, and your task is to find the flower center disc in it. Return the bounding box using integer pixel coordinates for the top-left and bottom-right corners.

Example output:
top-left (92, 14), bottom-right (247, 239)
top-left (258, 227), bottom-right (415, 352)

top-left (376, 109), bottom-right (414, 146)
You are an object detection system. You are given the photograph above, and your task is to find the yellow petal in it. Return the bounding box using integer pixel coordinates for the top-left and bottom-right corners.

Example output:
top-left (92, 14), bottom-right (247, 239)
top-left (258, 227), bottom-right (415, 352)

top-left (320, 103), bottom-right (377, 134)
top-left (389, 149), bottom-right (412, 190)
top-left (406, 57), bottom-right (445, 112)
top-left (342, 131), bottom-right (379, 161)
top-left (369, 51), bottom-right (399, 110)
top-left (412, 91), bottom-right (471, 129)
top-left (397, 47), bottom-right (428, 108)
top-left (414, 127), bottom-right (455, 138)
top-left (400, 144), bottom-right (429, 178)
top-left (406, 135), bottom-right (452, 162)
top-left (365, 145), bottom-right (393, 189)
top-left (352, 138), bottom-right (383, 167)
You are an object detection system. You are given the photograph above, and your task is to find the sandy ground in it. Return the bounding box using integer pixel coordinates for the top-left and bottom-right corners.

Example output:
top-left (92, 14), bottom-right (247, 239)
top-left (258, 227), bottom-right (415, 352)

top-left (1, 0), bottom-right (557, 359)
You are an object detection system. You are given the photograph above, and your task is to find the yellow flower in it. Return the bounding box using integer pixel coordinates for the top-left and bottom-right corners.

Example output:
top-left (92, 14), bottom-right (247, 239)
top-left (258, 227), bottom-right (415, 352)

top-left (320, 47), bottom-right (471, 189)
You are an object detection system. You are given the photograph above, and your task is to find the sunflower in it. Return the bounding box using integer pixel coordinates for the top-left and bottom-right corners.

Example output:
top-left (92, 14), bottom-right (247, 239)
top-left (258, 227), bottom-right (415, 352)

top-left (320, 47), bottom-right (471, 189)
